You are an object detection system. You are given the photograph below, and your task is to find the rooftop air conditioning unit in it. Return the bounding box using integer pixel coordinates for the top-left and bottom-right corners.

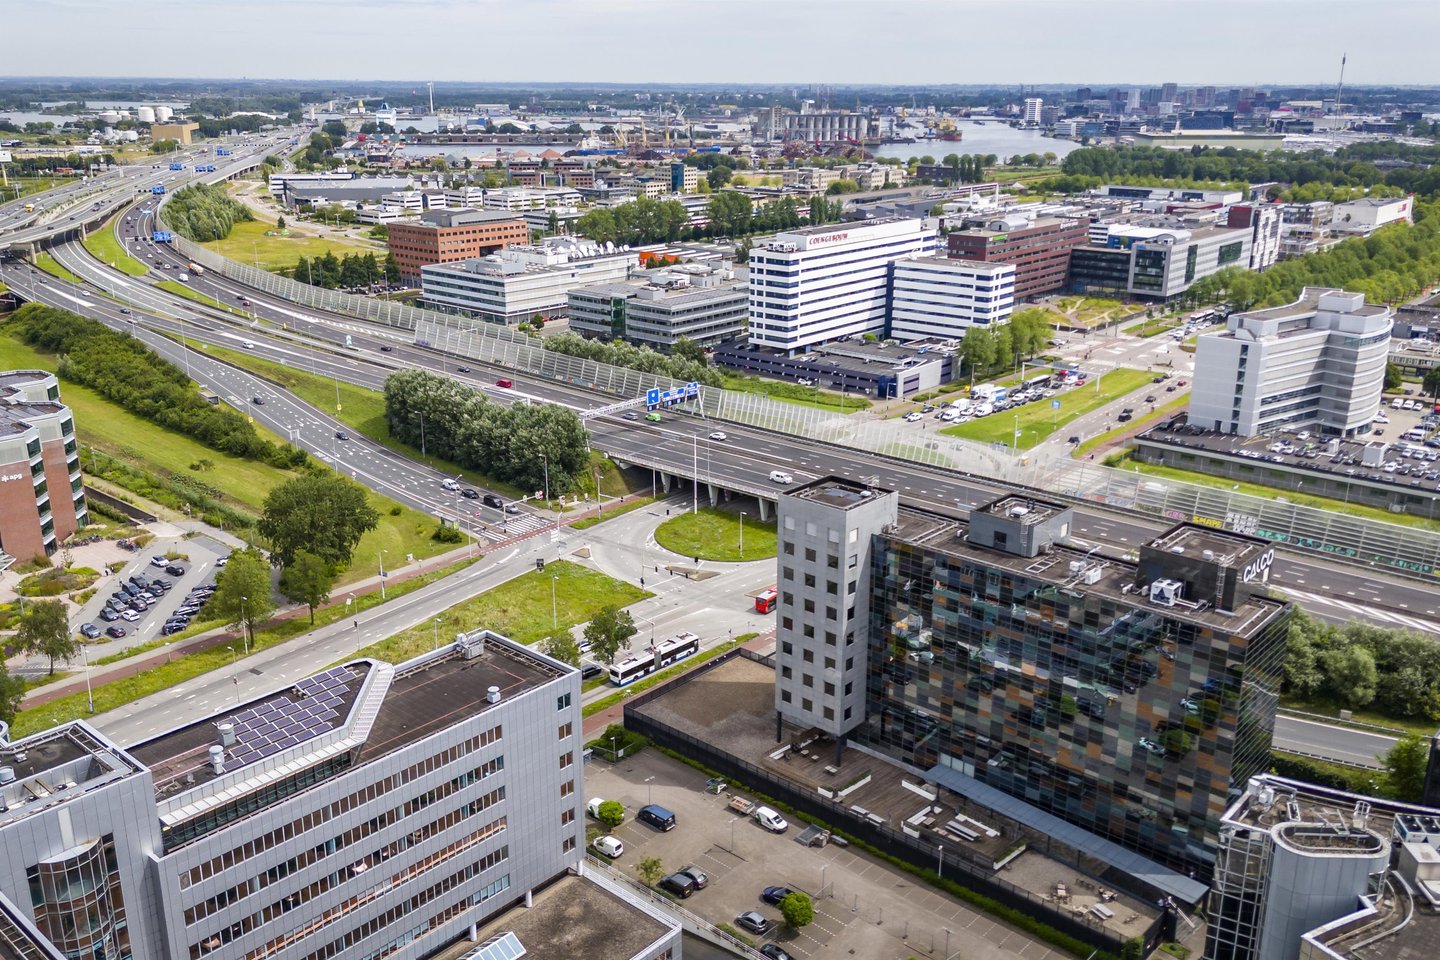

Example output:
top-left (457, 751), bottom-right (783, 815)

top-left (1082, 567), bottom-right (1103, 585)
top-left (1150, 579), bottom-right (1183, 607)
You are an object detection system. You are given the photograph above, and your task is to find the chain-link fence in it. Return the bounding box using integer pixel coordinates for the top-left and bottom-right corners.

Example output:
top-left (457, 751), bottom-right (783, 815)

top-left (1041, 458), bottom-right (1440, 578)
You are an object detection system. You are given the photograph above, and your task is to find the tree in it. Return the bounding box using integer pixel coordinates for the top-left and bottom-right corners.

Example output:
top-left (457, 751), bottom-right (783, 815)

top-left (1121, 938), bottom-right (1145, 960)
top-left (541, 632), bottom-right (581, 668)
top-left (279, 550), bottom-right (337, 624)
top-left (17, 600), bottom-right (75, 676)
top-left (321, 120), bottom-right (348, 139)
top-left (670, 337), bottom-right (707, 366)
top-left (825, 179), bottom-right (860, 195)
top-left (961, 327), bottom-right (998, 374)
top-left (1383, 734), bottom-right (1431, 802)
top-left (383, 253), bottom-right (402, 286)
top-left (0, 658), bottom-right (24, 726)
top-left (779, 891), bottom-right (815, 929)
top-left (1425, 367), bottom-right (1440, 399)
top-left (1385, 363), bottom-right (1403, 391)
top-left (707, 191), bottom-right (752, 237)
top-left (584, 605), bottom-right (636, 666)
top-left (707, 166), bottom-right (733, 190)
top-left (210, 549), bottom-right (276, 646)
top-left (1322, 645), bottom-right (1378, 708)
top-left (276, 215), bottom-right (286, 230)
top-left (259, 473), bottom-right (380, 569)
top-left (596, 800), bottom-right (625, 829)
top-left (637, 856), bottom-right (665, 888)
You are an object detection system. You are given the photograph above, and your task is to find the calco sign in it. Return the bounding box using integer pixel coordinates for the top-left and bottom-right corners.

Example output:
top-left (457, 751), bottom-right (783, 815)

top-left (1241, 548), bottom-right (1276, 584)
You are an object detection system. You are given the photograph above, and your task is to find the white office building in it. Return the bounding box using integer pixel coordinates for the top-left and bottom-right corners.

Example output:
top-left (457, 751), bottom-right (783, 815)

top-left (1023, 98), bottom-right (1044, 127)
top-left (422, 240), bottom-right (637, 325)
top-left (482, 187), bottom-right (583, 212)
top-left (1330, 196), bottom-right (1415, 236)
top-left (1189, 287), bottom-right (1393, 437)
top-left (748, 218), bottom-right (939, 354)
top-left (888, 257), bottom-right (1015, 342)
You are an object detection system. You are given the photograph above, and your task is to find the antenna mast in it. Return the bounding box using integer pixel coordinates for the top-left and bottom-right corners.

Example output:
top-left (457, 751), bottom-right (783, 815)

top-left (1334, 53), bottom-right (1347, 118)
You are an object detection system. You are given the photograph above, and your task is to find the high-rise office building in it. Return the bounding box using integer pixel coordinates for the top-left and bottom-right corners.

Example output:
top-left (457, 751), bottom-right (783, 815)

top-left (946, 214), bottom-right (1090, 301)
top-left (888, 257), bottom-right (1015, 342)
top-left (774, 479), bottom-right (1291, 877)
top-left (0, 370), bottom-right (87, 562)
top-left (1023, 98), bottom-right (1044, 127)
top-left (0, 630), bottom-right (587, 960)
top-left (747, 218), bottom-right (938, 354)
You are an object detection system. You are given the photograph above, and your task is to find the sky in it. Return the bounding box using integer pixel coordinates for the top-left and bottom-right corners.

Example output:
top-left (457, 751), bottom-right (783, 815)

top-left (4, 0), bottom-right (1439, 87)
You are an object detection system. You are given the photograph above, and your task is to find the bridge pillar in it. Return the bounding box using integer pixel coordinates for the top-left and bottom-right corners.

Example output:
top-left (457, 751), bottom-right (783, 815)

top-left (757, 498), bottom-right (770, 523)
top-left (707, 483), bottom-right (719, 506)
top-left (659, 473), bottom-right (672, 493)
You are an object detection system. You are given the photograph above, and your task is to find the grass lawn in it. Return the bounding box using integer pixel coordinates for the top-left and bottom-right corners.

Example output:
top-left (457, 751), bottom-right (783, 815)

top-left (941, 368), bottom-right (1152, 450)
top-left (34, 252), bottom-right (84, 285)
top-left (654, 505), bottom-right (778, 562)
top-left (155, 279), bottom-right (243, 315)
top-left (1123, 317), bottom-right (1183, 338)
top-left (1117, 454), bottom-right (1440, 533)
top-left (194, 341), bottom-right (530, 499)
top-left (352, 560), bottom-right (651, 663)
top-left (1073, 394), bottom-right (1188, 458)
top-left (5, 176), bottom-right (79, 201)
top-left (571, 496), bottom-right (658, 531)
top-left (200, 218), bottom-right (380, 274)
top-left (0, 335), bottom-right (457, 584)
top-left (80, 219), bottom-right (148, 277)
top-left (722, 374), bottom-right (871, 414)
top-left (13, 558), bottom-right (477, 738)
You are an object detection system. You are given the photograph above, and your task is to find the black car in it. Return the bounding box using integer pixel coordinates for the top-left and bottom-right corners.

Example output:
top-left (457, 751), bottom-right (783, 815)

top-left (162, 621), bottom-right (188, 636)
top-left (660, 873), bottom-right (698, 899)
top-left (335, 431), bottom-right (349, 441)
top-left (761, 886), bottom-right (794, 906)
top-left (461, 488), bottom-right (480, 500)
top-left (80, 623), bottom-right (102, 639)
top-left (251, 396), bottom-right (265, 405)
top-left (482, 493), bottom-right (504, 510)
top-left (580, 664), bottom-right (604, 681)
top-left (457, 366), bottom-right (471, 373)
top-left (677, 865), bottom-right (710, 889)
top-left (380, 345), bottom-right (393, 352)
top-left (105, 625), bottom-right (127, 639)
top-left (760, 946), bottom-right (793, 960)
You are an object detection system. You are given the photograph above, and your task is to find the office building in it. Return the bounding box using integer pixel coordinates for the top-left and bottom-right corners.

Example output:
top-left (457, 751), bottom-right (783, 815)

top-left (464, 872), bottom-right (681, 960)
top-left (713, 338), bottom-right (954, 400)
top-left (1023, 98), bottom-right (1044, 127)
top-left (774, 478), bottom-right (1290, 877)
top-left (387, 209), bottom-right (530, 283)
top-left (1225, 204), bottom-right (1283, 272)
top-left (0, 629), bottom-right (586, 960)
top-left (1329, 196), bottom-right (1414, 237)
top-left (1279, 202), bottom-right (1335, 259)
top-left (946, 214), bottom-right (1090, 301)
top-left (422, 240), bottom-right (637, 325)
top-left (748, 218), bottom-right (938, 354)
top-left (1207, 774), bottom-right (1440, 960)
top-left (568, 263), bottom-right (746, 351)
top-left (669, 163), bottom-right (700, 194)
top-left (1069, 225), bottom-right (1251, 301)
top-left (888, 257), bottom-right (1015, 342)
top-left (0, 371), bottom-right (87, 562)
top-left (149, 122), bottom-right (200, 145)
top-left (1189, 287), bottom-right (1392, 437)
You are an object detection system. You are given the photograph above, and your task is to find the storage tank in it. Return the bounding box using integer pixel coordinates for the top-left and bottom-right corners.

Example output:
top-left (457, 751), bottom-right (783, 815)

top-left (136, 106), bottom-right (156, 123)
top-left (154, 105), bottom-right (174, 122)
top-left (98, 110), bottom-right (123, 125)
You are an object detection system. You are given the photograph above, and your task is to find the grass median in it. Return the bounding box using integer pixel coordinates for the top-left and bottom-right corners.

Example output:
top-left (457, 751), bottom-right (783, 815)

top-left (571, 495), bottom-right (659, 531)
top-left (34, 252), bottom-right (84, 284)
top-left (155, 279), bottom-right (244, 315)
top-left (353, 560), bottom-right (650, 663)
top-left (13, 558), bottom-right (478, 738)
top-left (80, 219), bottom-right (149, 277)
top-left (1073, 394), bottom-right (1187, 458)
top-left (941, 368), bottom-right (1152, 450)
top-left (654, 505), bottom-right (778, 562)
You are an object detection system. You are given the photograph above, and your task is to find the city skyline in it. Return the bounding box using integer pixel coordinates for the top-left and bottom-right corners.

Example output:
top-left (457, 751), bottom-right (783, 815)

top-left (6, 0), bottom-right (1440, 86)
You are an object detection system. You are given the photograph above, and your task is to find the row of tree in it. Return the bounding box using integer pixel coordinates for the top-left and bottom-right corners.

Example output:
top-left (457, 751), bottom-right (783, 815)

top-left (384, 370), bottom-right (591, 494)
top-left (541, 332), bottom-right (723, 387)
top-left (291, 251), bottom-right (401, 289)
top-left (11, 305), bottom-right (307, 468)
top-left (164, 182), bottom-right (255, 243)
top-left (957, 308), bottom-right (1054, 375)
top-left (1283, 611), bottom-right (1440, 721)
top-left (1188, 201), bottom-right (1440, 308)
top-left (571, 193), bottom-right (844, 248)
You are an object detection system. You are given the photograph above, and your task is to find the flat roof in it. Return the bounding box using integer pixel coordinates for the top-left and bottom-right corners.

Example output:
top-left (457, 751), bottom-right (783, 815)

top-left (456, 874), bottom-right (674, 960)
top-left (1145, 523), bottom-right (1269, 568)
top-left (1236, 287), bottom-right (1391, 324)
top-left (782, 216), bottom-right (907, 237)
top-left (0, 724), bottom-right (145, 830)
top-left (788, 476), bottom-right (892, 509)
top-left (975, 493), bottom-right (1069, 525)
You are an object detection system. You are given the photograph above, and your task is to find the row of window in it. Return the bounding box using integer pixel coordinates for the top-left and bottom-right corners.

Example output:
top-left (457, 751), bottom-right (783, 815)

top-left (305, 874), bottom-right (511, 960)
top-left (179, 725), bottom-right (502, 886)
top-left (185, 783), bottom-right (505, 927)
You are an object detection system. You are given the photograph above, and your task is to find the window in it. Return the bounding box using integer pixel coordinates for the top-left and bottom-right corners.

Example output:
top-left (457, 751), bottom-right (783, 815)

top-left (824, 657), bottom-right (835, 671)
top-left (782, 567), bottom-right (794, 581)
top-left (559, 752), bottom-right (573, 770)
top-left (827, 555), bottom-right (839, 569)
top-left (804, 599), bottom-right (815, 613)
top-left (802, 649), bottom-right (814, 663)
top-left (823, 682), bottom-right (835, 696)
top-left (781, 689), bottom-right (792, 703)
top-left (782, 541), bottom-right (794, 555)
top-left (563, 836), bottom-right (577, 853)
top-left (556, 693), bottom-right (572, 711)
top-left (826, 606), bottom-right (837, 621)
top-left (781, 641), bottom-right (793, 655)
top-left (825, 631), bottom-right (836, 646)
top-left (805, 548), bottom-right (816, 562)
top-left (561, 809), bottom-right (575, 826)
top-left (781, 666), bottom-right (792, 680)
top-left (560, 780), bottom-right (575, 798)
top-left (804, 573), bottom-right (816, 588)
top-left (802, 698), bottom-right (812, 712)
top-left (558, 722), bottom-right (573, 741)
top-left (845, 681), bottom-right (853, 696)
top-left (802, 674), bottom-right (814, 688)
top-left (803, 624), bottom-right (815, 638)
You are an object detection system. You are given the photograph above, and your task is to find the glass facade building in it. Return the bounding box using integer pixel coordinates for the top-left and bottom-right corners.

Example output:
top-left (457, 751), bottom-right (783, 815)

top-left (834, 493), bottom-right (1291, 874)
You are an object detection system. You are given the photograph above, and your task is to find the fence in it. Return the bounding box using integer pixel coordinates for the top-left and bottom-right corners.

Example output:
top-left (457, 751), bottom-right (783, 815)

top-left (1041, 457), bottom-right (1440, 579)
top-left (622, 650), bottom-right (1143, 956)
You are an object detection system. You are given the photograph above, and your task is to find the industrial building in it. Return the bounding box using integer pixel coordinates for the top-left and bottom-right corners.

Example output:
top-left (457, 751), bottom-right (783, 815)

top-left (773, 478), bottom-right (1291, 878)
top-left (946, 214), bottom-right (1090, 301)
top-left (1329, 196), bottom-right (1415, 237)
top-left (0, 370), bottom-right (87, 562)
top-left (888, 257), bottom-right (1016, 342)
top-left (421, 240), bottom-right (637, 325)
top-left (388, 209), bottom-right (531, 284)
top-left (711, 338), bottom-right (954, 399)
top-left (149, 122), bottom-right (200, 145)
top-left (0, 630), bottom-right (590, 960)
top-left (747, 218), bottom-right (938, 354)
top-left (1188, 287), bottom-right (1392, 437)
top-left (567, 263), bottom-right (746, 351)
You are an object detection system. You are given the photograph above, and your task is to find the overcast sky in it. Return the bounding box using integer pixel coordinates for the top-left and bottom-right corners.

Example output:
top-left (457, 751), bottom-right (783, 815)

top-left (6, 0), bottom-right (1439, 87)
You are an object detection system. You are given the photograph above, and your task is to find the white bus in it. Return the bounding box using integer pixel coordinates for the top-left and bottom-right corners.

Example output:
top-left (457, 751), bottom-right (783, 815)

top-left (608, 631), bottom-right (702, 687)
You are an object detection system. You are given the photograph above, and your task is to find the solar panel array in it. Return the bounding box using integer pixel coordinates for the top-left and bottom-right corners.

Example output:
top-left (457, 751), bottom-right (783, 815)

top-left (220, 666), bottom-right (357, 768)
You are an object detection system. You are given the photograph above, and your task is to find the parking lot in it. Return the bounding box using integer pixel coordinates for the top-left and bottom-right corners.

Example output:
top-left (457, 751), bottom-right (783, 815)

top-left (72, 535), bottom-right (230, 646)
top-left (585, 749), bottom-right (1073, 960)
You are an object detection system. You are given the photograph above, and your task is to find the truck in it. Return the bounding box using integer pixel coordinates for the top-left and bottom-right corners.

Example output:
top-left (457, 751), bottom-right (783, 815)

top-left (151, 185), bottom-right (165, 195)
top-left (168, 162), bottom-right (184, 171)
top-left (187, 261), bottom-right (204, 276)
top-left (22, 203), bottom-right (34, 213)
top-left (215, 148), bottom-right (231, 157)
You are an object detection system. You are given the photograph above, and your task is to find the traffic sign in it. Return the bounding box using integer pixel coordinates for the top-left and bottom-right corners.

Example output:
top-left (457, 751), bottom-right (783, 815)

top-left (1051, 399), bottom-right (1061, 409)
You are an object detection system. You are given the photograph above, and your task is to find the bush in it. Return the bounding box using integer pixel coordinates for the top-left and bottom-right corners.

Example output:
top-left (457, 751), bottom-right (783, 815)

top-left (431, 523), bottom-right (464, 543)
top-left (164, 182), bottom-right (254, 242)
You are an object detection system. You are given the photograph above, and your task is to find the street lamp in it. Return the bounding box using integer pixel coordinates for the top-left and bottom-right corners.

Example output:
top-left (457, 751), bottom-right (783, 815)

top-left (644, 776), bottom-right (655, 806)
top-left (937, 843), bottom-right (945, 879)
top-left (81, 641), bottom-right (94, 715)
top-left (239, 596), bottom-right (250, 655)
top-left (739, 511), bottom-right (747, 557)
top-left (540, 453), bottom-right (550, 505)
top-left (433, 617), bottom-right (441, 651)
top-left (379, 550), bottom-right (388, 600)
top-left (551, 575), bottom-right (559, 628)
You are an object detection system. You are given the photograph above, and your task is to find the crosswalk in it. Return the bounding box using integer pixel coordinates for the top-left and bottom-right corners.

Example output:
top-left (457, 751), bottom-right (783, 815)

top-left (474, 512), bottom-right (549, 544)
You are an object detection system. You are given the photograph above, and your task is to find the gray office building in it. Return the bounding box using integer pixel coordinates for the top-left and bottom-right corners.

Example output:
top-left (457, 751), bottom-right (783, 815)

top-left (0, 629), bottom-right (587, 960)
top-left (567, 264), bottom-right (747, 352)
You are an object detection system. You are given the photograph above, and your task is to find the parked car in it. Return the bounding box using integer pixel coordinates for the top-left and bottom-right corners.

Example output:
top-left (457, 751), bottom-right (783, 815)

top-left (150, 555), bottom-right (170, 567)
top-left (735, 912), bottom-right (773, 936)
top-left (754, 807), bottom-right (789, 833)
top-left (660, 873), bottom-right (699, 898)
top-left (579, 663), bottom-right (604, 681)
top-left (80, 624), bottom-right (101, 639)
top-left (760, 945), bottom-right (794, 960)
top-left (592, 835), bottom-right (624, 859)
top-left (637, 804), bottom-right (677, 831)
top-left (105, 626), bottom-right (127, 639)
top-left (761, 885), bottom-right (794, 906)
top-left (99, 609), bottom-right (120, 622)
top-left (166, 564), bottom-right (186, 577)
top-left (677, 865), bottom-right (710, 889)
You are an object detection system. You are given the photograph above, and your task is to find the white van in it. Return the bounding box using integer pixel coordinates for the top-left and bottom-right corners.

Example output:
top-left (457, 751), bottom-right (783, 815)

top-left (176, 272), bottom-right (189, 282)
top-left (753, 806), bottom-right (789, 833)
top-left (1391, 397), bottom-right (1405, 409)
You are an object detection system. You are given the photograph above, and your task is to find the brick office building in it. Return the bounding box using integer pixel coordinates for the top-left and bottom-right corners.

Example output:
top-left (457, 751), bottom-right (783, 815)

top-left (387, 209), bottom-right (529, 283)
top-left (0, 370), bottom-right (87, 562)
top-left (946, 214), bottom-right (1091, 301)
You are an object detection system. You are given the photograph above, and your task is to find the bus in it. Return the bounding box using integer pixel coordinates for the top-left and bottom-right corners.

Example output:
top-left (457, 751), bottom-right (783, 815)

top-left (754, 588), bottom-right (777, 614)
top-left (1024, 374), bottom-right (1052, 391)
top-left (608, 631), bottom-right (701, 687)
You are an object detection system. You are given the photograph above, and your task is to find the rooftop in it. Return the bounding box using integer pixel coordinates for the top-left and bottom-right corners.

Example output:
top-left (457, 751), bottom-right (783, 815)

top-left (788, 476), bottom-right (892, 510)
top-left (1144, 523), bottom-right (1269, 569)
top-left (1233, 286), bottom-right (1391, 325)
top-left (437, 874), bottom-right (675, 960)
top-left (974, 493), bottom-right (1069, 526)
top-left (0, 723), bottom-right (145, 830)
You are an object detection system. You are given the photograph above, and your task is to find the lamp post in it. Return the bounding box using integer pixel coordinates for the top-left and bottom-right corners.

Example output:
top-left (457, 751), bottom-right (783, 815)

top-left (937, 843), bottom-right (944, 879)
top-left (739, 511), bottom-right (747, 558)
top-left (239, 596), bottom-right (250, 655)
top-left (433, 617), bottom-right (441, 651)
top-left (540, 453), bottom-right (550, 506)
top-left (379, 550), bottom-right (387, 600)
top-left (81, 641), bottom-right (94, 714)
top-left (551, 575), bottom-right (559, 628)
top-left (644, 776), bottom-right (655, 806)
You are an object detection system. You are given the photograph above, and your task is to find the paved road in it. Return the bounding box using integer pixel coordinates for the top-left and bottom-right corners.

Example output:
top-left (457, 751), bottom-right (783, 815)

top-left (1273, 715), bottom-right (1395, 769)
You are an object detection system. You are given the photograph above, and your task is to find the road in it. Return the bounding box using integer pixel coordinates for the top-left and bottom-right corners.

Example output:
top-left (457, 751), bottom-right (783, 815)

top-left (1273, 715), bottom-right (1396, 770)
